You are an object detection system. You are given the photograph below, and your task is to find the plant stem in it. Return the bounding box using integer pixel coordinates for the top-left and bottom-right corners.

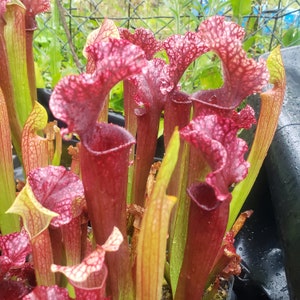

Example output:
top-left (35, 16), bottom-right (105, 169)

top-left (0, 19), bottom-right (22, 159)
top-left (0, 88), bottom-right (20, 234)
top-left (31, 229), bottom-right (56, 286)
top-left (25, 29), bottom-right (37, 105)
top-left (4, 1), bottom-right (33, 126)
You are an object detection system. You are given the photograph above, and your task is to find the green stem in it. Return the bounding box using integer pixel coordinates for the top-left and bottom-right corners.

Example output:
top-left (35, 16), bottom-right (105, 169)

top-left (31, 229), bottom-right (56, 286)
top-left (168, 141), bottom-right (190, 292)
top-left (4, 0), bottom-right (33, 126)
top-left (0, 88), bottom-right (20, 234)
top-left (25, 28), bottom-right (37, 105)
top-left (0, 19), bottom-right (22, 159)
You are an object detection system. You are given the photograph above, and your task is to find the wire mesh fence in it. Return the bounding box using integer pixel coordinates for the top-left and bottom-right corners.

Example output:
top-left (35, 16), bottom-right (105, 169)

top-left (34, 0), bottom-right (300, 88)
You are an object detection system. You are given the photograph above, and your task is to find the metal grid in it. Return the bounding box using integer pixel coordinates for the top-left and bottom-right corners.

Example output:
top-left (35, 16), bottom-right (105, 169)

top-left (33, 0), bottom-right (300, 87)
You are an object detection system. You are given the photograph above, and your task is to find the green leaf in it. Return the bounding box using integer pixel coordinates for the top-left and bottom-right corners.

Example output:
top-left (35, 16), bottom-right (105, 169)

top-left (282, 27), bottom-right (300, 47)
top-left (4, 1), bottom-right (33, 126)
top-left (181, 52), bottom-right (223, 93)
top-left (230, 0), bottom-right (252, 24)
top-left (7, 182), bottom-right (58, 239)
top-left (168, 142), bottom-right (190, 293)
top-left (109, 82), bottom-right (124, 113)
top-left (243, 35), bottom-right (256, 52)
top-left (34, 62), bottom-right (45, 88)
top-left (0, 89), bottom-right (20, 234)
top-left (49, 0), bottom-right (63, 87)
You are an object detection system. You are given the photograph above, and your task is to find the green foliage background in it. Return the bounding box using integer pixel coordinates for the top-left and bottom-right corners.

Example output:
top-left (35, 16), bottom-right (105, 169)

top-left (33, 0), bottom-right (300, 110)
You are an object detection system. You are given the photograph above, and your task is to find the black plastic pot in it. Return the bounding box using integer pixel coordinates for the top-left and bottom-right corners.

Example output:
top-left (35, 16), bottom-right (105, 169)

top-left (234, 46), bottom-right (300, 300)
top-left (233, 165), bottom-right (289, 299)
top-left (264, 46), bottom-right (300, 300)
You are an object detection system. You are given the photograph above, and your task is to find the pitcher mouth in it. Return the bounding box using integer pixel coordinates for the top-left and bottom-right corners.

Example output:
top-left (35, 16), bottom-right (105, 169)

top-left (81, 122), bottom-right (135, 156)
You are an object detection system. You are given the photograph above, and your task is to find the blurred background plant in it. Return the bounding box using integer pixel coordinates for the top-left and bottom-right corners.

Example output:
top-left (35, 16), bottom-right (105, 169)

top-left (34, 0), bottom-right (299, 109)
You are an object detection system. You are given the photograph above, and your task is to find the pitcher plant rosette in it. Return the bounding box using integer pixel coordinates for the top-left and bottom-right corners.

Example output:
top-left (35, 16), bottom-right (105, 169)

top-left (0, 0), bottom-right (286, 299)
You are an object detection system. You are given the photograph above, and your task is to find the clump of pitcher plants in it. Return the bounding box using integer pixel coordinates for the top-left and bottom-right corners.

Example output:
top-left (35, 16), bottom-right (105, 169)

top-left (0, 0), bottom-right (286, 299)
